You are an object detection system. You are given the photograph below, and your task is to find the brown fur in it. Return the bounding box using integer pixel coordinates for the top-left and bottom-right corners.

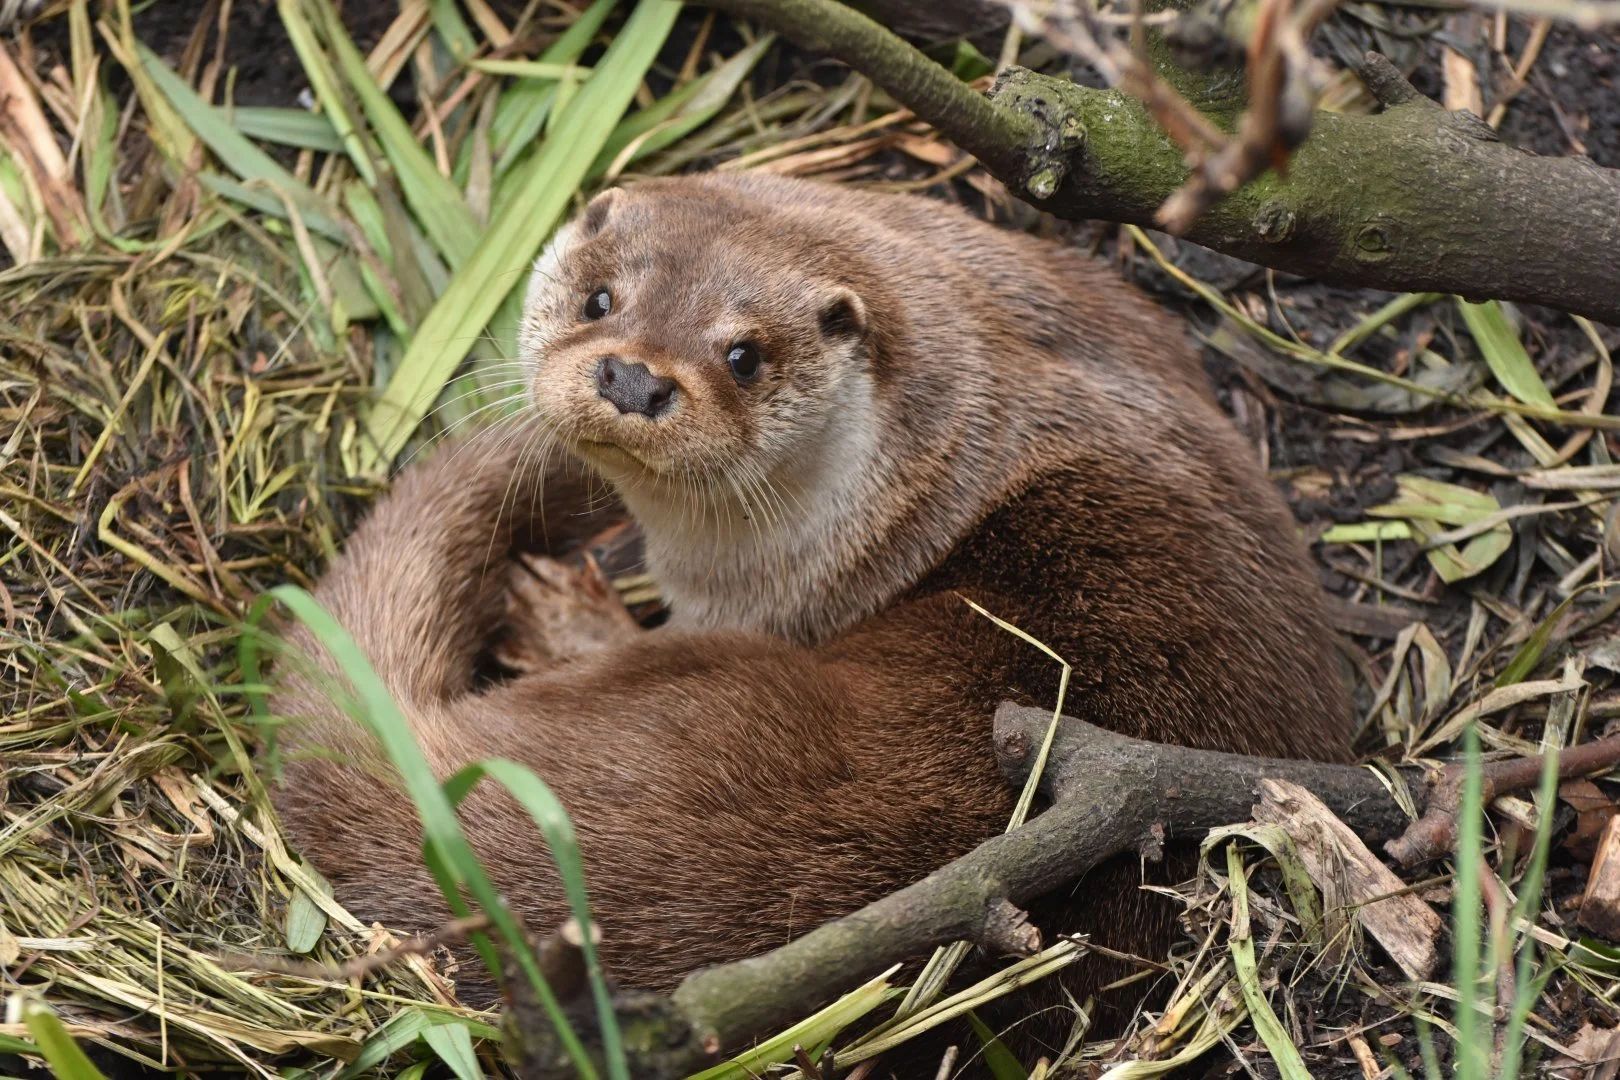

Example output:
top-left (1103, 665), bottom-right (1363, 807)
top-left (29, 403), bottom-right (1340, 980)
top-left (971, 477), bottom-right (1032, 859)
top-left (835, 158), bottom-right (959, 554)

top-left (272, 174), bottom-right (1351, 1052)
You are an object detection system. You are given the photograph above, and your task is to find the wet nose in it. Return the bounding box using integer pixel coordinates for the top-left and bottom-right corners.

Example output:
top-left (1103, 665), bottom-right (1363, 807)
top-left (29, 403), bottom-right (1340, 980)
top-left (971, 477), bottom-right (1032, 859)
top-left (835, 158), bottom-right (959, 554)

top-left (595, 357), bottom-right (676, 418)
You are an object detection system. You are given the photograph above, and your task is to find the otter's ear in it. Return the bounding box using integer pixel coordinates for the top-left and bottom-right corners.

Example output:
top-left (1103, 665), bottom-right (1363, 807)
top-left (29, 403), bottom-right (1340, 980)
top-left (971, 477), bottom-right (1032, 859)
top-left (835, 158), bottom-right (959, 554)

top-left (819, 288), bottom-right (867, 339)
top-left (581, 188), bottom-right (619, 237)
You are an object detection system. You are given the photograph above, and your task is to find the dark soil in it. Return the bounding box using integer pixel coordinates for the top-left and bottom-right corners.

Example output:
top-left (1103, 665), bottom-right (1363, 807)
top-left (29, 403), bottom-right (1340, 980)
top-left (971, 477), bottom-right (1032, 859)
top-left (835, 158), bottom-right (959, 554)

top-left (1497, 23), bottom-right (1620, 166)
top-left (26, 0), bottom-right (398, 108)
top-left (37, 1), bottom-right (771, 110)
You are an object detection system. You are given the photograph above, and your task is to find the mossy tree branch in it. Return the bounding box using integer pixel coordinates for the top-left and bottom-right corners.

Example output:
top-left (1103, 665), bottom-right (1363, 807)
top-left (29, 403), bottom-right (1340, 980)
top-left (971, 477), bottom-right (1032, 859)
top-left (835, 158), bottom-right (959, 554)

top-left (698, 0), bottom-right (1620, 325)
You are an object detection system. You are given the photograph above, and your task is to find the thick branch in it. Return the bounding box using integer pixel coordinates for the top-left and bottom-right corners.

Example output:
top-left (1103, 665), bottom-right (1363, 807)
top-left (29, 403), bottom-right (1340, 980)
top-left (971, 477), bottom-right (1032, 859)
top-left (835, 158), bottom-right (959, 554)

top-left (507, 706), bottom-right (1416, 1077)
top-left (993, 60), bottom-right (1620, 323)
top-left (698, 0), bottom-right (1620, 325)
top-left (504, 705), bottom-right (1620, 1076)
top-left (673, 708), bottom-right (1412, 1045)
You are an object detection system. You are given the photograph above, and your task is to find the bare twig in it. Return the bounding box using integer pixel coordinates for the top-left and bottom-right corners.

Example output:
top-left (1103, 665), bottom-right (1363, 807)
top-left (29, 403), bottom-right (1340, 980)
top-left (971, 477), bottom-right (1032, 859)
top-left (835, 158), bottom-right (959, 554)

top-left (981, 898), bottom-right (1044, 957)
top-left (504, 706), bottom-right (1620, 1075)
top-left (222, 913), bottom-right (492, 981)
top-left (512, 706), bottom-right (1414, 1076)
top-left (1356, 51), bottom-right (1423, 106)
top-left (1386, 734), bottom-right (1620, 866)
top-left (532, 918), bottom-right (601, 1005)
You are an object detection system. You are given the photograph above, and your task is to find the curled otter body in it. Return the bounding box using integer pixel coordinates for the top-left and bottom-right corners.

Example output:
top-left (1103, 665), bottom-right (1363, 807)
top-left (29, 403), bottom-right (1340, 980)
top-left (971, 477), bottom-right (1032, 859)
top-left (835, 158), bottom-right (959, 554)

top-left (273, 174), bottom-right (1351, 1048)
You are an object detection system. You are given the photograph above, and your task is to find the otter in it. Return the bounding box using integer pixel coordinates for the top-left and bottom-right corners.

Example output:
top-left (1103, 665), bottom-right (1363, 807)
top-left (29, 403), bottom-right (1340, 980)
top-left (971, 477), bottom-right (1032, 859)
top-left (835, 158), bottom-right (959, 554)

top-left (272, 173), bottom-right (1351, 1051)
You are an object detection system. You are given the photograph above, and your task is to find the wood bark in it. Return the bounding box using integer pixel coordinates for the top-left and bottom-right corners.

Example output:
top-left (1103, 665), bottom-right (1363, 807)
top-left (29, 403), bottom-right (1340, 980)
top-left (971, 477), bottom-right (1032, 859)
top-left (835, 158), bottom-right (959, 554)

top-left (697, 0), bottom-right (1620, 325)
top-left (505, 706), bottom-right (1421, 1077)
top-left (502, 709), bottom-right (1620, 1076)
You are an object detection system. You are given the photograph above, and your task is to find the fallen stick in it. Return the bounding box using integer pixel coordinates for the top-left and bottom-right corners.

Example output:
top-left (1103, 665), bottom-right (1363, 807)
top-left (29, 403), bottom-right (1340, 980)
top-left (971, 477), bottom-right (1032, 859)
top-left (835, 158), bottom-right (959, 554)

top-left (504, 706), bottom-right (1620, 1076)
top-left (506, 706), bottom-right (1414, 1076)
top-left (1385, 732), bottom-right (1620, 867)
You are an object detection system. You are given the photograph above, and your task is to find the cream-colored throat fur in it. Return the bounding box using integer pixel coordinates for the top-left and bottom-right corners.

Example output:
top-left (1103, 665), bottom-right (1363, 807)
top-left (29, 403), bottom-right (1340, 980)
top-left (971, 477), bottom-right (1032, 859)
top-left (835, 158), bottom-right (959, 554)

top-left (604, 378), bottom-right (912, 644)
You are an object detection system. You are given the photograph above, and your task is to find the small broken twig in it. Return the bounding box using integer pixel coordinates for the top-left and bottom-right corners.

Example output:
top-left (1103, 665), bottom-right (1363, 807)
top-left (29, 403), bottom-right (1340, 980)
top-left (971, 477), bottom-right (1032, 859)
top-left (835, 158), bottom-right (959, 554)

top-left (1386, 733), bottom-right (1620, 867)
top-left (223, 913), bottom-right (492, 981)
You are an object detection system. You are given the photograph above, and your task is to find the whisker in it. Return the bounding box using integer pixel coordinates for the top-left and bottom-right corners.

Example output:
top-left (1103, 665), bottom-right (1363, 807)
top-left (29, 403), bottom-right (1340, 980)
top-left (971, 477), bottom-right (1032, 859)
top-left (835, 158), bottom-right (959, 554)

top-left (396, 393), bottom-right (529, 472)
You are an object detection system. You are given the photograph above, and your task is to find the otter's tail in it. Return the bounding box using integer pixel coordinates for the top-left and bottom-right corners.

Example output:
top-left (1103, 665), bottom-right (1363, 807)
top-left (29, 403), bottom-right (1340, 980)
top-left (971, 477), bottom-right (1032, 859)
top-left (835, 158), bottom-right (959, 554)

top-left (269, 423), bottom-right (608, 758)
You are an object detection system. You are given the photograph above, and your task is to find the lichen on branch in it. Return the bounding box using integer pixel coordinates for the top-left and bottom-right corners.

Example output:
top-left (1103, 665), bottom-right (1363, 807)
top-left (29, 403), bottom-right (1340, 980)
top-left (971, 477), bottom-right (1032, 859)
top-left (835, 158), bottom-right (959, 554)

top-left (698, 0), bottom-right (1620, 325)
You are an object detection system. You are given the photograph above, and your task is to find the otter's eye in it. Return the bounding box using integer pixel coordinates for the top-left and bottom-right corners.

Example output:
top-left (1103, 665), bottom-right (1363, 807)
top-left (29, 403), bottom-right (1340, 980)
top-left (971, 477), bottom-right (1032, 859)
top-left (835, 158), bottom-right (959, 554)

top-left (583, 288), bottom-right (612, 320)
top-left (727, 342), bottom-right (762, 383)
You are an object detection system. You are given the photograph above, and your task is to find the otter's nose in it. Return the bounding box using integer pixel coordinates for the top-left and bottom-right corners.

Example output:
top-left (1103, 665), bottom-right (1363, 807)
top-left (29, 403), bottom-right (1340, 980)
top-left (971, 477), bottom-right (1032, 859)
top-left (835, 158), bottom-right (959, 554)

top-left (595, 357), bottom-right (676, 418)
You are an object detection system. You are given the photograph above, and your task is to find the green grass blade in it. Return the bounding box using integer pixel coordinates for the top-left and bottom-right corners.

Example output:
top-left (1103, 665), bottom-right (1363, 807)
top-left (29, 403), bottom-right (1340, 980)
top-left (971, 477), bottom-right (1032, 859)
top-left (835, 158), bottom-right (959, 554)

top-left (444, 759), bottom-right (629, 1080)
top-left (1225, 845), bottom-right (1315, 1080)
top-left (230, 106), bottom-right (345, 152)
top-left (429, 0), bottom-right (478, 59)
top-left (284, 879), bottom-right (330, 954)
top-left (421, 1021), bottom-right (482, 1080)
top-left (1494, 592), bottom-right (1577, 687)
top-left (332, 1008), bottom-right (437, 1079)
top-left (470, 59), bottom-right (592, 80)
top-left (1202, 824), bottom-right (1324, 947)
top-left (362, 0), bottom-right (682, 473)
top-left (1415, 1016), bottom-right (1443, 1080)
top-left (590, 34), bottom-right (775, 175)
top-left (841, 943), bottom-right (1081, 1064)
top-left (686, 970), bottom-right (900, 1080)
top-left (491, 0), bottom-right (618, 176)
top-left (240, 589), bottom-right (601, 1079)
top-left (1499, 736), bottom-right (1564, 1080)
top-left (307, 0), bottom-right (480, 269)
top-left (492, 83), bottom-right (559, 177)
top-left (1457, 299), bottom-right (1556, 408)
top-left (1452, 725), bottom-right (1485, 1080)
top-left (341, 183), bottom-right (414, 336)
top-left (136, 43), bottom-right (340, 226)
top-left (277, 0), bottom-right (378, 185)
top-left (0, 1034), bottom-right (39, 1055)
top-left (194, 173), bottom-right (351, 241)
top-left (1328, 293), bottom-right (1440, 356)
top-left (20, 999), bottom-right (109, 1080)
top-left (967, 1010), bottom-right (1031, 1080)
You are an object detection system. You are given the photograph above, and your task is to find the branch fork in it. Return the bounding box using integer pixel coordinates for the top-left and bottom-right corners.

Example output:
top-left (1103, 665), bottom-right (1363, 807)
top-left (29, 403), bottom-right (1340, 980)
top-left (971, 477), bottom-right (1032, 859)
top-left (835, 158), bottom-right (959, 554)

top-left (697, 0), bottom-right (1620, 324)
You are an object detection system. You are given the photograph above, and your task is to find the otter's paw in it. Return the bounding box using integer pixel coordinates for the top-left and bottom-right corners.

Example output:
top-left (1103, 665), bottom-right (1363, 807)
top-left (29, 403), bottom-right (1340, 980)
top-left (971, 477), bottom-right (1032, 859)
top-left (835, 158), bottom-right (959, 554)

top-left (490, 552), bottom-right (641, 672)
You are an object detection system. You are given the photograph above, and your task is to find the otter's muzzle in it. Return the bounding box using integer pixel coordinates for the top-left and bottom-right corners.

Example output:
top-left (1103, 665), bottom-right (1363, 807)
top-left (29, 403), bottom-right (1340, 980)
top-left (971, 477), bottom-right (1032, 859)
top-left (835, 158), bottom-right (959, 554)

top-left (596, 357), bottom-right (676, 418)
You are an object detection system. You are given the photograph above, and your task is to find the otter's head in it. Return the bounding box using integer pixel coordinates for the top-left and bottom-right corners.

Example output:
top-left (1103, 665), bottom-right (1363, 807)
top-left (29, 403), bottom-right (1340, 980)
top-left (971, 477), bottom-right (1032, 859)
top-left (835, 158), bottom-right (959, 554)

top-left (519, 182), bottom-right (874, 504)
